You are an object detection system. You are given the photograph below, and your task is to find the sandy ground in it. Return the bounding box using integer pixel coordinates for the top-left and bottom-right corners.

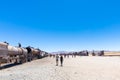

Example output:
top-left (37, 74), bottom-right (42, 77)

top-left (104, 52), bottom-right (120, 56)
top-left (1, 56), bottom-right (120, 80)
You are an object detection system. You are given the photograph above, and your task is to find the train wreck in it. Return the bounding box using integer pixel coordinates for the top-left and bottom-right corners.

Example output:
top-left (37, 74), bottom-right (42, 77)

top-left (0, 42), bottom-right (48, 67)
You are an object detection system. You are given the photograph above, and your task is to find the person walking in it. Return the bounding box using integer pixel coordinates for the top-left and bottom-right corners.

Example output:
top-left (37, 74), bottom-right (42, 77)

top-left (56, 54), bottom-right (59, 66)
top-left (60, 55), bottom-right (63, 66)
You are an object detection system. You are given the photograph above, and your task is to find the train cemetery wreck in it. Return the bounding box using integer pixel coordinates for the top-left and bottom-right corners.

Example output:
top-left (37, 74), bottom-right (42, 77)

top-left (0, 42), bottom-right (48, 68)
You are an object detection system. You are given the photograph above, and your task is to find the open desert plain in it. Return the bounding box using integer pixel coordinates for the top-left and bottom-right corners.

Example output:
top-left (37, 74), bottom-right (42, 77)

top-left (1, 56), bottom-right (120, 80)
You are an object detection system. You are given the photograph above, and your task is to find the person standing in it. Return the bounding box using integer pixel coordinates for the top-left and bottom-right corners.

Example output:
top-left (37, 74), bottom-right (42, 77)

top-left (56, 54), bottom-right (59, 66)
top-left (60, 55), bottom-right (64, 66)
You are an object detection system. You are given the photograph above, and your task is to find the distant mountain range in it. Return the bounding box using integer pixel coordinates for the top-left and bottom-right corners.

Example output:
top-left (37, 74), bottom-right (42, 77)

top-left (51, 51), bottom-right (68, 54)
top-left (51, 51), bottom-right (80, 54)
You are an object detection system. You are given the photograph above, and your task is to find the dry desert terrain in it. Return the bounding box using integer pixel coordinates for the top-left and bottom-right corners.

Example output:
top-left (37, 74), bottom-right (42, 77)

top-left (1, 56), bottom-right (120, 80)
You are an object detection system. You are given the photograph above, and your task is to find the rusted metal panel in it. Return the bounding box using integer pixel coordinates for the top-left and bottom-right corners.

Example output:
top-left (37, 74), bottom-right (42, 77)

top-left (31, 48), bottom-right (40, 55)
top-left (0, 42), bottom-right (8, 58)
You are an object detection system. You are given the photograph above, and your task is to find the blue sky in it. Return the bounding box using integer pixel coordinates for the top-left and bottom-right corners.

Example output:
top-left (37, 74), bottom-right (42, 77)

top-left (0, 0), bottom-right (120, 52)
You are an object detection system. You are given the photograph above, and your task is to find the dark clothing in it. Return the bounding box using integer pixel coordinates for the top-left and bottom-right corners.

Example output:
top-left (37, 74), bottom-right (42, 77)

top-left (60, 56), bottom-right (63, 66)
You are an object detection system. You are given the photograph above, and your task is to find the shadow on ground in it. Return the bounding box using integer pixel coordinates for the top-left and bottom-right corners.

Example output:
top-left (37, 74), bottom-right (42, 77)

top-left (0, 63), bottom-right (22, 70)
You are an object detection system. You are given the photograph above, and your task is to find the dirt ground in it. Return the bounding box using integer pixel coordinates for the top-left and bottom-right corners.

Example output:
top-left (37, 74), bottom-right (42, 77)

top-left (1, 56), bottom-right (120, 80)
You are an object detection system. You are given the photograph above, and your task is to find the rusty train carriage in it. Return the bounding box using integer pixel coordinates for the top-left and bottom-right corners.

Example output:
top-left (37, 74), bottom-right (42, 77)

top-left (0, 42), bottom-right (48, 66)
top-left (0, 42), bottom-right (8, 64)
top-left (26, 47), bottom-right (41, 61)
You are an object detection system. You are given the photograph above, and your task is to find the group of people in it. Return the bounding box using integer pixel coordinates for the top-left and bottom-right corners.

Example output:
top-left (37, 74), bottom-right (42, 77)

top-left (49, 54), bottom-right (79, 67)
top-left (56, 55), bottom-right (63, 66)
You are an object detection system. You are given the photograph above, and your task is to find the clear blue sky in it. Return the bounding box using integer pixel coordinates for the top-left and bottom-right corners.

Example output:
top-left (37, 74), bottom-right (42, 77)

top-left (0, 0), bottom-right (120, 52)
